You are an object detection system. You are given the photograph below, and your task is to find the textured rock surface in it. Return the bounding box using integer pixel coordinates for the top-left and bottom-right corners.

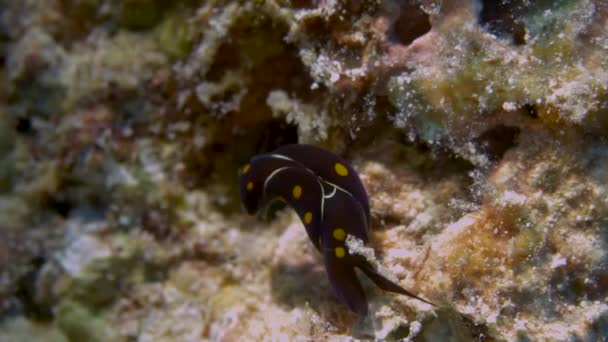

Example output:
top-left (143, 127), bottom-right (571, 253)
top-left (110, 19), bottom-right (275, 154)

top-left (1, 0), bottom-right (607, 340)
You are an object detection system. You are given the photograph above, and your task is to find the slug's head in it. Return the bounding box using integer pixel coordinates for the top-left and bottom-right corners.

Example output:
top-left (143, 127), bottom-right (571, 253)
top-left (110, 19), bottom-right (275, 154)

top-left (238, 161), bottom-right (264, 215)
top-left (238, 154), bottom-right (301, 215)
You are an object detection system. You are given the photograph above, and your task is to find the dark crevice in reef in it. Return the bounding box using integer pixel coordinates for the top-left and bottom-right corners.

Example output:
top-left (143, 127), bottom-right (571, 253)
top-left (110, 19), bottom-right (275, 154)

top-left (15, 116), bottom-right (34, 135)
top-left (479, 0), bottom-right (570, 46)
top-left (459, 313), bottom-right (495, 342)
top-left (178, 14), bottom-right (312, 209)
top-left (390, 1), bottom-right (432, 46)
top-left (522, 103), bottom-right (538, 119)
top-left (182, 117), bottom-right (299, 189)
top-left (479, 0), bottom-right (527, 45)
top-left (253, 120), bottom-right (299, 154)
top-left (587, 311), bottom-right (608, 342)
top-left (14, 256), bottom-right (53, 322)
top-left (203, 14), bottom-right (317, 118)
top-left (474, 125), bottom-right (520, 163)
top-left (353, 95), bottom-right (397, 144)
top-left (139, 206), bottom-right (176, 241)
top-left (179, 116), bottom-right (299, 215)
top-left (549, 267), bottom-right (607, 305)
top-left (44, 194), bottom-right (74, 218)
top-left (355, 128), bottom-right (477, 187)
top-left (385, 324), bottom-right (411, 341)
top-left (289, 0), bottom-right (317, 9)
top-left (415, 145), bottom-right (476, 183)
top-left (205, 43), bottom-right (241, 83)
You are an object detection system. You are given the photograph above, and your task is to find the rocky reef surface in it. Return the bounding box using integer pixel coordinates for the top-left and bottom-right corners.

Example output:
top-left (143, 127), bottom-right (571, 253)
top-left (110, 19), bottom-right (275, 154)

top-left (1, 0), bottom-right (607, 340)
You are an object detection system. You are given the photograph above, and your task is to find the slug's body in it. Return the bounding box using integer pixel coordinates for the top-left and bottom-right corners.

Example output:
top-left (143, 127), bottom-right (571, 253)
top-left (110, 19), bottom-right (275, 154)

top-left (238, 144), bottom-right (434, 315)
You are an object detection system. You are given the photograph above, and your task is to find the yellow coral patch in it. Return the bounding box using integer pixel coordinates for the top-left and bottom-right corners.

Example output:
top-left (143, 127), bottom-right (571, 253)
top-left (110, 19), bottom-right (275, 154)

top-left (246, 182), bottom-right (254, 191)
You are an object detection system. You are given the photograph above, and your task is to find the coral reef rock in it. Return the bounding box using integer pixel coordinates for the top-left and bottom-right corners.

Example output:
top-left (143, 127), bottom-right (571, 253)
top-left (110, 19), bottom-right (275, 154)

top-left (1, 0), bottom-right (607, 340)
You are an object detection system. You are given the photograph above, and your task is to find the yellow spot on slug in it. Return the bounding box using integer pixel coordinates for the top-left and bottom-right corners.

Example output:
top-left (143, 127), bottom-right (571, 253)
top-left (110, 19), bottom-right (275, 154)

top-left (335, 247), bottom-right (346, 258)
top-left (304, 211), bottom-right (313, 224)
top-left (334, 162), bottom-right (348, 176)
top-left (246, 182), bottom-right (254, 191)
top-left (292, 185), bottom-right (302, 199)
top-left (241, 163), bottom-right (251, 174)
top-left (333, 228), bottom-right (346, 241)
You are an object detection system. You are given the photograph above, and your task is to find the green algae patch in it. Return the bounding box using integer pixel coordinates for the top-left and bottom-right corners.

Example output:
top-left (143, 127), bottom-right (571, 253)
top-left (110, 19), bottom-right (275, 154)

top-left (118, 0), bottom-right (165, 30)
top-left (0, 110), bottom-right (15, 157)
top-left (155, 12), bottom-right (193, 60)
top-left (56, 301), bottom-right (116, 342)
top-left (53, 233), bottom-right (143, 308)
top-left (387, 73), bottom-right (445, 144)
top-left (0, 318), bottom-right (68, 342)
top-left (511, 227), bottom-right (544, 265)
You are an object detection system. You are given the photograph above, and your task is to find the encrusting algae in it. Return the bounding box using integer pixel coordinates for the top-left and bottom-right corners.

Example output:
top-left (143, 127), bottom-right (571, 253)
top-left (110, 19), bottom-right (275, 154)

top-left (1, 0), bottom-right (607, 340)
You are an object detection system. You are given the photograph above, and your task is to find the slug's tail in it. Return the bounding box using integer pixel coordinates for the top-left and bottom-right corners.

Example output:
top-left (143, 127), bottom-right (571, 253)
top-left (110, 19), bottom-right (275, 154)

top-left (355, 257), bottom-right (437, 307)
top-left (325, 253), bottom-right (368, 316)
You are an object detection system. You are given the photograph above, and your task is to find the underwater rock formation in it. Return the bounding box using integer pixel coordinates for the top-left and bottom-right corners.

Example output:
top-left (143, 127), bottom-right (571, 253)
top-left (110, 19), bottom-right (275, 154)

top-left (1, 0), bottom-right (607, 340)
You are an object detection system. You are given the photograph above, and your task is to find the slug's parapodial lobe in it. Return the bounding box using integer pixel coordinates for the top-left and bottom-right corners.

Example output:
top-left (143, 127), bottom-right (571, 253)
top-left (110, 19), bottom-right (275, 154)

top-left (317, 184), bottom-right (371, 314)
top-left (263, 166), bottom-right (324, 250)
top-left (274, 144), bottom-right (371, 229)
top-left (320, 183), bottom-right (369, 244)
